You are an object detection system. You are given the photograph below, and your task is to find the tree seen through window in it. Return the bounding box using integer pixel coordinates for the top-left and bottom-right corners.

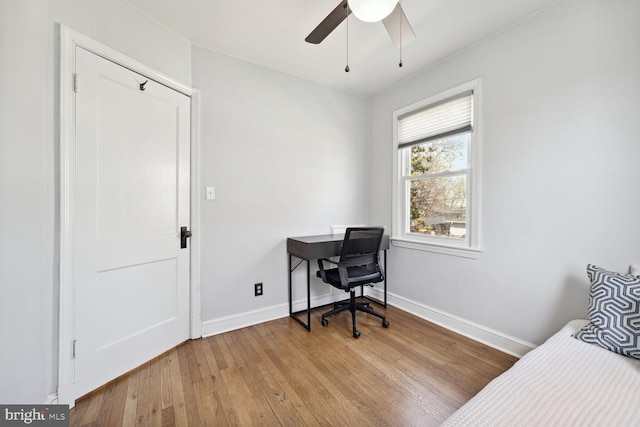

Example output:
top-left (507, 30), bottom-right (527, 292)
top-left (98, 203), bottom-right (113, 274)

top-left (409, 134), bottom-right (468, 237)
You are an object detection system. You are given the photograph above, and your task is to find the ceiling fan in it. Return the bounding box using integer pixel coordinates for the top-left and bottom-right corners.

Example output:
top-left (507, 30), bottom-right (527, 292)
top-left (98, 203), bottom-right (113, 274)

top-left (305, 0), bottom-right (415, 48)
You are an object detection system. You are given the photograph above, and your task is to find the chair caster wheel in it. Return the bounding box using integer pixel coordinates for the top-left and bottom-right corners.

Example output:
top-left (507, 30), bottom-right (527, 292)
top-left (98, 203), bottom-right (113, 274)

top-left (353, 330), bottom-right (360, 339)
top-left (382, 319), bottom-right (389, 328)
top-left (321, 319), bottom-right (328, 326)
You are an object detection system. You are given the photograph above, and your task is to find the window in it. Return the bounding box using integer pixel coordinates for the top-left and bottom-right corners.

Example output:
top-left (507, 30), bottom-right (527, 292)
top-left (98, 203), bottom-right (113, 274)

top-left (392, 80), bottom-right (481, 258)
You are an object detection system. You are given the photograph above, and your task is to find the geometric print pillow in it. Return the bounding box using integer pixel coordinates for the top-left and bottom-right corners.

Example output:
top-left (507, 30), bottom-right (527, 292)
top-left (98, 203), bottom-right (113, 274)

top-left (572, 264), bottom-right (640, 359)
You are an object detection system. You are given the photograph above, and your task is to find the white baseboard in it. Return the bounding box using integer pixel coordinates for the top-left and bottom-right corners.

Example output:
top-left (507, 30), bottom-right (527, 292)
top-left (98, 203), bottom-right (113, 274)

top-left (201, 293), bottom-right (337, 337)
top-left (201, 305), bottom-right (286, 337)
top-left (366, 287), bottom-right (536, 358)
top-left (200, 287), bottom-right (535, 358)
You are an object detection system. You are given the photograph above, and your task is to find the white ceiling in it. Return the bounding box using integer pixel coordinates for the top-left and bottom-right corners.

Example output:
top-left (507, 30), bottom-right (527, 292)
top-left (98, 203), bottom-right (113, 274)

top-left (128, 0), bottom-right (559, 97)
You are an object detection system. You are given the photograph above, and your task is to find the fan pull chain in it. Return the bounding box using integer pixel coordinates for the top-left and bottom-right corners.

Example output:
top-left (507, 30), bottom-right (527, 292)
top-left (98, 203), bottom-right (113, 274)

top-left (398, 0), bottom-right (403, 68)
top-left (345, 2), bottom-right (350, 72)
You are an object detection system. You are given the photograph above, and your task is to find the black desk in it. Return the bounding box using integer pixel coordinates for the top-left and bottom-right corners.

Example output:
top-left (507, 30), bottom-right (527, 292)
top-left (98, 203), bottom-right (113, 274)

top-left (287, 233), bottom-right (389, 331)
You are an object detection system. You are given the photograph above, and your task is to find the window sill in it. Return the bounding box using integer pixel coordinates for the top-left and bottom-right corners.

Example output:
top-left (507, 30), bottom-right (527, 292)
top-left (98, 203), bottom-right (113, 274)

top-left (391, 238), bottom-right (482, 259)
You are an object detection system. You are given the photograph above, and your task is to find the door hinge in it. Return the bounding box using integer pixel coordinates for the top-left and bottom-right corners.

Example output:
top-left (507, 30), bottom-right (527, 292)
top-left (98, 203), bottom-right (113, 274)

top-left (73, 74), bottom-right (79, 93)
top-left (72, 340), bottom-right (78, 358)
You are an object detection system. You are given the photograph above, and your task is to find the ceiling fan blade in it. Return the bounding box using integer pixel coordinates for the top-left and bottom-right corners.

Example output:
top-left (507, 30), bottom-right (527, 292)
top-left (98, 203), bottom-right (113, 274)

top-left (305, 0), bottom-right (350, 44)
top-left (382, 3), bottom-right (416, 48)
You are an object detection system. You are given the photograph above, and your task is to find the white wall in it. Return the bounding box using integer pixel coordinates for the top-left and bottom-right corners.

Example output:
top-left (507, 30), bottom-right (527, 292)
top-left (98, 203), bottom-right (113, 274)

top-left (0, 0), bottom-right (191, 405)
top-left (0, 0), bottom-right (52, 405)
top-left (192, 47), bottom-right (370, 327)
top-left (369, 0), bottom-right (640, 345)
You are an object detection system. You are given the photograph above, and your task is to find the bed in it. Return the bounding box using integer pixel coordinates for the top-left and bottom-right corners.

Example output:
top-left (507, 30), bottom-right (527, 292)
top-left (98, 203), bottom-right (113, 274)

top-left (443, 264), bottom-right (640, 427)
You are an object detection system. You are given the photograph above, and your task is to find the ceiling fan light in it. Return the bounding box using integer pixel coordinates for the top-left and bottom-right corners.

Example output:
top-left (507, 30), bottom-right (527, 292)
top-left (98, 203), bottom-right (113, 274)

top-left (348, 0), bottom-right (398, 23)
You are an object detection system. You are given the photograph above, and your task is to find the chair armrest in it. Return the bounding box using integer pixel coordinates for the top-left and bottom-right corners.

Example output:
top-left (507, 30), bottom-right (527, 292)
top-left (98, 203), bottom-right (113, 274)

top-left (317, 258), bottom-right (352, 288)
top-left (317, 258), bottom-right (337, 282)
top-left (337, 263), bottom-right (350, 287)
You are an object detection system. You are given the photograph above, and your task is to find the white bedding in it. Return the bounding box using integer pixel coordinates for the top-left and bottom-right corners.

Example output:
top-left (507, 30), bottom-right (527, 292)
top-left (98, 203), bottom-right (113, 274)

top-left (442, 319), bottom-right (640, 427)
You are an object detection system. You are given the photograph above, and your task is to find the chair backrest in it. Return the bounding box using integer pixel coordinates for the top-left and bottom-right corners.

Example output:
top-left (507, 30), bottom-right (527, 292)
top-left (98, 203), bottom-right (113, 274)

top-left (339, 227), bottom-right (384, 264)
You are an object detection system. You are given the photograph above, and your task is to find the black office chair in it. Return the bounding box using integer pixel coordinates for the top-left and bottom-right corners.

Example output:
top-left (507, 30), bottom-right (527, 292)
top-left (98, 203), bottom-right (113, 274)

top-left (317, 227), bottom-right (389, 338)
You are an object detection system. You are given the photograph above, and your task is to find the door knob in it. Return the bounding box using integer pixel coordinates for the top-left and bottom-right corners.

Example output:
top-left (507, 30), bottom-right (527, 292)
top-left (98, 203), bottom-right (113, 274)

top-left (180, 226), bottom-right (192, 249)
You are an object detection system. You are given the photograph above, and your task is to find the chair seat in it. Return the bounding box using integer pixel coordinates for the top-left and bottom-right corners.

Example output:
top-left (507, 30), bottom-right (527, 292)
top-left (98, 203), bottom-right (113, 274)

top-left (322, 265), bottom-right (384, 290)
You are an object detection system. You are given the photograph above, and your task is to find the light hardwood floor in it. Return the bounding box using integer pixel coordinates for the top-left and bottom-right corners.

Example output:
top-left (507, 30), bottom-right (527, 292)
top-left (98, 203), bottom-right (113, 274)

top-left (70, 304), bottom-right (517, 426)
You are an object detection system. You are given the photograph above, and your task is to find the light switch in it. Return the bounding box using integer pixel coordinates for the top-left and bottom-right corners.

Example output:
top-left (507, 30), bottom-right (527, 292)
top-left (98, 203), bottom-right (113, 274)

top-left (205, 186), bottom-right (215, 200)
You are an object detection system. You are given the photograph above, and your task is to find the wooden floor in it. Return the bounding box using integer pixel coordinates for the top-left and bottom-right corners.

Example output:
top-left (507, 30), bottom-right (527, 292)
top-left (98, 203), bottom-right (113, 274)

top-left (70, 304), bottom-right (517, 426)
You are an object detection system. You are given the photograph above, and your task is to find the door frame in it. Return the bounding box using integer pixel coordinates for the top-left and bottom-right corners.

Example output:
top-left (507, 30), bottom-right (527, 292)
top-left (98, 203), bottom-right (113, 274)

top-left (57, 25), bottom-right (201, 406)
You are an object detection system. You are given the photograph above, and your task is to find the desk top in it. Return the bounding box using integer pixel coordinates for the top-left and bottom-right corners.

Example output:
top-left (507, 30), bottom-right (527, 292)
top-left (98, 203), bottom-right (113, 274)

top-left (287, 233), bottom-right (389, 260)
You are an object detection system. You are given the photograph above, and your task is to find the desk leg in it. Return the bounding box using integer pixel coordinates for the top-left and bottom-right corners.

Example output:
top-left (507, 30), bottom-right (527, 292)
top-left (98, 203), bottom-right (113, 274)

top-left (306, 260), bottom-right (311, 329)
top-left (383, 249), bottom-right (387, 307)
top-left (288, 254), bottom-right (292, 317)
top-left (289, 254), bottom-right (311, 331)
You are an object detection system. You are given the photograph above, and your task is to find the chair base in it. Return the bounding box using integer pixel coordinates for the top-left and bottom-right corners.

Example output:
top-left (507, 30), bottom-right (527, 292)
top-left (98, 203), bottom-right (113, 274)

top-left (321, 290), bottom-right (389, 338)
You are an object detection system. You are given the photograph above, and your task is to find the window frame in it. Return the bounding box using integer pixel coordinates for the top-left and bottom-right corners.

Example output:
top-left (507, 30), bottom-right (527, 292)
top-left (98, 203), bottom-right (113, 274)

top-left (392, 79), bottom-right (483, 258)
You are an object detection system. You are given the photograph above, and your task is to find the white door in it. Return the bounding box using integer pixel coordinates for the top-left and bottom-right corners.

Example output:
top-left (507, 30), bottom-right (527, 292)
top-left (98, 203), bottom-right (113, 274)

top-left (73, 46), bottom-right (191, 398)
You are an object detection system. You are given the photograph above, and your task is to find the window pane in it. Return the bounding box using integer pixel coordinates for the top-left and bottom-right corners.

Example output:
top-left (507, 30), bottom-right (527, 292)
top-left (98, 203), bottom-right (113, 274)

top-left (409, 175), bottom-right (467, 238)
top-left (410, 134), bottom-right (469, 176)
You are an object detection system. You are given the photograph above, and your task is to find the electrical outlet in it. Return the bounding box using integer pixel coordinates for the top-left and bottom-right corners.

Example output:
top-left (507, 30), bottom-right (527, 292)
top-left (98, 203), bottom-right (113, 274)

top-left (254, 282), bottom-right (263, 296)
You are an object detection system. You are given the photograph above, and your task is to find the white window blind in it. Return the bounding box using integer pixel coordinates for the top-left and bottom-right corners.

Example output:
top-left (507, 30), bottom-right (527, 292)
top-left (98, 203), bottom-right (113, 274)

top-left (398, 90), bottom-right (473, 149)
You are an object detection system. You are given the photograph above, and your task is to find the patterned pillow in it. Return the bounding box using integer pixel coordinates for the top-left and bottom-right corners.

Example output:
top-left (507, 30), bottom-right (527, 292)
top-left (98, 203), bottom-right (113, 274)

top-left (573, 264), bottom-right (640, 359)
